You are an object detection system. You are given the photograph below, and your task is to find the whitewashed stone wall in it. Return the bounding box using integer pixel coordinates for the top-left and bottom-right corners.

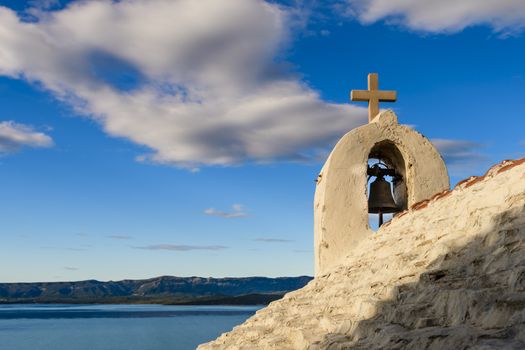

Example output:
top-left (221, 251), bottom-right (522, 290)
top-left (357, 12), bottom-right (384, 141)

top-left (314, 110), bottom-right (449, 275)
top-left (199, 157), bottom-right (525, 350)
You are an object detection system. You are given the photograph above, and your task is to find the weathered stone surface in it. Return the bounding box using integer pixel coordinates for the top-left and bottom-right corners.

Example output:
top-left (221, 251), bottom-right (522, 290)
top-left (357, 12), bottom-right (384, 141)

top-left (314, 110), bottom-right (449, 275)
top-left (199, 157), bottom-right (525, 350)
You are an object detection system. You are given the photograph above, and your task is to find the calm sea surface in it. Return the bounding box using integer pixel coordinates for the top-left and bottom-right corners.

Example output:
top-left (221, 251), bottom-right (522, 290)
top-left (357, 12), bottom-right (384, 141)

top-left (0, 304), bottom-right (260, 350)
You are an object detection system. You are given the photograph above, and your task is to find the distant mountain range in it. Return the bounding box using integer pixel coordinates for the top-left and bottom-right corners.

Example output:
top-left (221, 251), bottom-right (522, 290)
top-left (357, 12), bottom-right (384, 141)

top-left (0, 276), bottom-right (313, 305)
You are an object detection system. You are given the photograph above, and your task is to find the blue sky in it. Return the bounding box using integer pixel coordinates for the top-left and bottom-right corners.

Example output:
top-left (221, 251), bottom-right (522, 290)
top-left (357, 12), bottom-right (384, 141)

top-left (0, 0), bottom-right (524, 282)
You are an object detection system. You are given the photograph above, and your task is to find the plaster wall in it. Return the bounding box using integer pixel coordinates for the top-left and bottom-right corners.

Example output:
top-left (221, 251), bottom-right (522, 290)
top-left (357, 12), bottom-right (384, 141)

top-left (314, 110), bottom-right (449, 275)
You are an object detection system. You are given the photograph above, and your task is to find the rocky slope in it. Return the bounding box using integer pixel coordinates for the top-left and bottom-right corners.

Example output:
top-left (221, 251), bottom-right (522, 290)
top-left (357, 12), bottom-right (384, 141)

top-left (199, 157), bottom-right (525, 349)
top-left (0, 276), bottom-right (312, 304)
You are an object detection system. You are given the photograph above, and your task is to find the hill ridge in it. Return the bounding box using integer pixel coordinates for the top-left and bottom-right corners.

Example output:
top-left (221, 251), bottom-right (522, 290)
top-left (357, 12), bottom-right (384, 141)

top-left (0, 275), bottom-right (312, 304)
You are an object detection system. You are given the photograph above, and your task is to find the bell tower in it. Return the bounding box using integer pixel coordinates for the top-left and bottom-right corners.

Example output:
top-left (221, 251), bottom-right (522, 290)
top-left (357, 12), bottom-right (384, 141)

top-left (313, 74), bottom-right (449, 276)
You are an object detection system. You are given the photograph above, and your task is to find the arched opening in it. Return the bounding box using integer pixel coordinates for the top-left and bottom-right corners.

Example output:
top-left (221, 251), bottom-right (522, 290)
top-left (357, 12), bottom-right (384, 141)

top-left (367, 141), bottom-right (408, 230)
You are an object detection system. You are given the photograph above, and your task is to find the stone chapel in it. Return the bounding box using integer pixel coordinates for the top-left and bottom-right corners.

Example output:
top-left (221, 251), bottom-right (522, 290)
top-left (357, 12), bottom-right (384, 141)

top-left (313, 73), bottom-right (450, 275)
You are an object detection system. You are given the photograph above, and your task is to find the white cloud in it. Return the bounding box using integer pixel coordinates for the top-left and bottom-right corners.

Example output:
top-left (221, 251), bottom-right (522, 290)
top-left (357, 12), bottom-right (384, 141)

top-left (134, 244), bottom-right (228, 251)
top-left (0, 121), bottom-right (53, 154)
top-left (342, 0), bottom-right (525, 34)
top-left (0, 0), bottom-right (366, 169)
top-left (204, 204), bottom-right (248, 218)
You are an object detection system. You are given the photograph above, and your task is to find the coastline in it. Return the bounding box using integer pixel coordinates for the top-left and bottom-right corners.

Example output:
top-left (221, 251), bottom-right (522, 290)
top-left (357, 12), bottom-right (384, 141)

top-left (0, 293), bottom-right (284, 306)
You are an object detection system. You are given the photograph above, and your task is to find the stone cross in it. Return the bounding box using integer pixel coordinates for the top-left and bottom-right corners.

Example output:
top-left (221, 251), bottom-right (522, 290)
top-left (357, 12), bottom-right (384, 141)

top-left (351, 73), bottom-right (397, 122)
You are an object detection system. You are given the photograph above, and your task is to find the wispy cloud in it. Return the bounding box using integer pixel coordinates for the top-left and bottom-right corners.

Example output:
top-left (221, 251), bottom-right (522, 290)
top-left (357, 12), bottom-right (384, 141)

top-left (204, 204), bottom-right (248, 218)
top-left (107, 235), bottom-right (133, 240)
top-left (254, 238), bottom-right (294, 243)
top-left (432, 139), bottom-right (486, 164)
top-left (41, 246), bottom-right (88, 252)
top-left (0, 121), bottom-right (53, 154)
top-left (340, 0), bottom-right (525, 35)
top-left (65, 247), bottom-right (88, 251)
top-left (64, 266), bottom-right (79, 271)
top-left (134, 244), bottom-right (228, 251)
top-left (432, 138), bottom-right (488, 178)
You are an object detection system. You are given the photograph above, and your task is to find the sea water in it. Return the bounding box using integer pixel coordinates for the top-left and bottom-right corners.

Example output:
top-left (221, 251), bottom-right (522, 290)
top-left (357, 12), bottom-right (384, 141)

top-left (0, 304), bottom-right (260, 350)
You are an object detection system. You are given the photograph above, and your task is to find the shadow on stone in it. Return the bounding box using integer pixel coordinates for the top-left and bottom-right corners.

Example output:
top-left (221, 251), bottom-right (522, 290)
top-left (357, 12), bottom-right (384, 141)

top-left (313, 204), bottom-right (525, 350)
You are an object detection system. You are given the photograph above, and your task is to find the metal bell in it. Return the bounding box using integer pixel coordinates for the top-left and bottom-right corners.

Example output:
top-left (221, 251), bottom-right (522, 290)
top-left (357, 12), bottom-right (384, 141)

top-left (368, 176), bottom-right (398, 214)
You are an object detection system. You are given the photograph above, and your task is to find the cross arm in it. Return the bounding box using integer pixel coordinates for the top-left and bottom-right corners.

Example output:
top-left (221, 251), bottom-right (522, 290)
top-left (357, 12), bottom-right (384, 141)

top-left (350, 90), bottom-right (371, 102)
top-left (377, 90), bottom-right (397, 102)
